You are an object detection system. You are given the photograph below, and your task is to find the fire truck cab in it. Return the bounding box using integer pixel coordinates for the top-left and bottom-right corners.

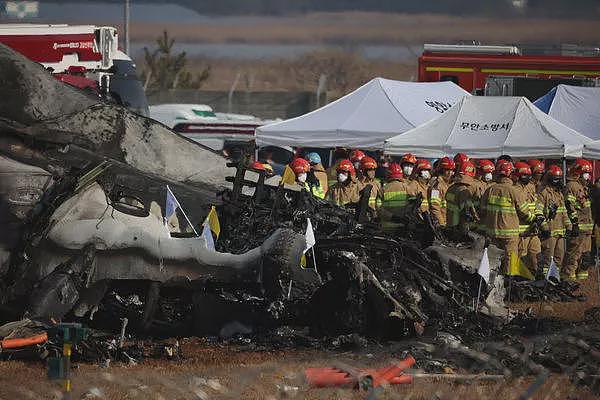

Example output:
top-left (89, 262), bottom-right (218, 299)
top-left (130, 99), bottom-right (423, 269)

top-left (0, 24), bottom-right (149, 116)
top-left (419, 44), bottom-right (600, 99)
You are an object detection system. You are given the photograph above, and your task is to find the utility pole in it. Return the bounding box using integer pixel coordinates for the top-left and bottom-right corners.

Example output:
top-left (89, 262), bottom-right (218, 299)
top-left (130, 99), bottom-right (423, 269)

top-left (124, 0), bottom-right (130, 54)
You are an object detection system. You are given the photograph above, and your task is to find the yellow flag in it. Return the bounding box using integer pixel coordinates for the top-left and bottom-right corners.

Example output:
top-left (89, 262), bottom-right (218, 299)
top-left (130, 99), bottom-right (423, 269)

top-left (508, 251), bottom-right (534, 280)
top-left (300, 254), bottom-right (307, 267)
top-left (207, 206), bottom-right (220, 239)
top-left (281, 165), bottom-right (296, 185)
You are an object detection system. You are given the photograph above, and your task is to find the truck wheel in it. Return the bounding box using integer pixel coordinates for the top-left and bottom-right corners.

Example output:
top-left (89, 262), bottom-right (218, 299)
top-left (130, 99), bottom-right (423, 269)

top-left (260, 228), bottom-right (321, 301)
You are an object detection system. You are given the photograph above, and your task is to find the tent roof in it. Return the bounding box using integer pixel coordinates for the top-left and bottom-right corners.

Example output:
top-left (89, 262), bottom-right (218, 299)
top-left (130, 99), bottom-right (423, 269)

top-left (256, 78), bottom-right (470, 150)
top-left (384, 96), bottom-right (592, 159)
top-left (534, 84), bottom-right (600, 140)
top-left (583, 140), bottom-right (600, 159)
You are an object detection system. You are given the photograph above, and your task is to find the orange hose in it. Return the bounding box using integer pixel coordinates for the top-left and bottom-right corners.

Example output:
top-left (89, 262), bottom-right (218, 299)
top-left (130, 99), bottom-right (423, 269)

top-left (1, 332), bottom-right (48, 349)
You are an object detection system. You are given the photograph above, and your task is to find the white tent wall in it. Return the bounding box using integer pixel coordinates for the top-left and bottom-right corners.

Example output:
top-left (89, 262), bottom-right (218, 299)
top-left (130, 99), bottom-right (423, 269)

top-left (384, 96), bottom-right (592, 159)
top-left (543, 85), bottom-right (600, 140)
top-left (256, 78), bottom-right (470, 150)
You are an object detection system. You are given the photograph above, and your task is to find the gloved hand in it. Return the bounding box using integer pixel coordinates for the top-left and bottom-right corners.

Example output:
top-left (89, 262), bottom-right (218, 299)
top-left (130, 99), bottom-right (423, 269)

top-left (306, 170), bottom-right (319, 188)
top-left (535, 214), bottom-right (545, 225)
top-left (540, 229), bottom-right (551, 240)
top-left (571, 223), bottom-right (580, 237)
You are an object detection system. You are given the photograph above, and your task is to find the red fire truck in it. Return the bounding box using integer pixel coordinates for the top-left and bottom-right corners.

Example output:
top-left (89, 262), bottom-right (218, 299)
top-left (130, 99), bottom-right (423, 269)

top-left (418, 44), bottom-right (600, 99)
top-left (0, 24), bottom-right (148, 116)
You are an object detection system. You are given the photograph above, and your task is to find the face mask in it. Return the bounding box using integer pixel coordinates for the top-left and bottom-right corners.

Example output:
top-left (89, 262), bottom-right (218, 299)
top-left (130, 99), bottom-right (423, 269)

top-left (338, 173), bottom-right (348, 183)
top-left (483, 172), bottom-right (493, 182)
top-left (420, 170), bottom-right (431, 180)
top-left (582, 173), bottom-right (591, 181)
top-left (353, 162), bottom-right (361, 171)
top-left (551, 178), bottom-right (562, 186)
top-left (519, 175), bottom-right (532, 184)
top-left (297, 173), bottom-right (307, 183)
top-left (402, 165), bottom-right (413, 176)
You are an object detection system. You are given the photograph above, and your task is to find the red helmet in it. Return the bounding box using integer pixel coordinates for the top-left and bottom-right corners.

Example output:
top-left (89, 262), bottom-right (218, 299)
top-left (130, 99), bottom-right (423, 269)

top-left (528, 159), bottom-right (545, 175)
top-left (497, 161), bottom-right (514, 177)
top-left (360, 156), bottom-right (378, 171)
top-left (337, 159), bottom-right (356, 176)
top-left (349, 149), bottom-right (366, 163)
top-left (386, 163), bottom-right (403, 180)
top-left (572, 158), bottom-right (592, 175)
top-left (438, 157), bottom-right (455, 171)
top-left (250, 161), bottom-right (265, 171)
top-left (415, 159), bottom-right (432, 173)
top-left (453, 153), bottom-right (470, 166)
top-left (290, 158), bottom-right (310, 175)
top-left (458, 160), bottom-right (476, 177)
top-left (400, 153), bottom-right (417, 165)
top-left (478, 159), bottom-right (495, 173)
top-left (513, 161), bottom-right (532, 177)
top-left (547, 164), bottom-right (563, 177)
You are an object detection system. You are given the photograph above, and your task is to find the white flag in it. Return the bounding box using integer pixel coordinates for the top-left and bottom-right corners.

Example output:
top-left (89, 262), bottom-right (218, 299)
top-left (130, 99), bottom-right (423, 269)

top-left (304, 218), bottom-right (316, 253)
top-left (477, 247), bottom-right (490, 284)
top-left (202, 222), bottom-right (215, 251)
top-left (546, 257), bottom-right (560, 281)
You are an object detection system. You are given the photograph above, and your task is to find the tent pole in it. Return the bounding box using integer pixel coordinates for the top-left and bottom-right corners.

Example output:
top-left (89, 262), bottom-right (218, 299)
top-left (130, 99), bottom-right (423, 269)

top-left (562, 158), bottom-right (567, 186)
top-left (329, 149), bottom-right (333, 168)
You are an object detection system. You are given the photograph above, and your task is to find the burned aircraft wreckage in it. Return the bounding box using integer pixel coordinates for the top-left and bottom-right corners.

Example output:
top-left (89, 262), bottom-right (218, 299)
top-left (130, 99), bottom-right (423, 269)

top-left (1, 44), bottom-right (600, 389)
top-left (0, 42), bottom-right (499, 338)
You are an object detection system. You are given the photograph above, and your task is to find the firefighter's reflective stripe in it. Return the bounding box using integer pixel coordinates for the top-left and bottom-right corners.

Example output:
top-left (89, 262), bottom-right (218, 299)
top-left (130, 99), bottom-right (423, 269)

top-left (383, 191), bottom-right (409, 208)
top-left (577, 270), bottom-right (589, 280)
top-left (566, 194), bottom-right (579, 220)
top-left (409, 196), bottom-right (429, 209)
top-left (429, 196), bottom-right (447, 208)
top-left (369, 194), bottom-right (383, 209)
top-left (550, 228), bottom-right (566, 236)
top-left (310, 184), bottom-right (326, 199)
top-left (580, 223), bottom-right (594, 233)
top-left (485, 227), bottom-right (521, 237)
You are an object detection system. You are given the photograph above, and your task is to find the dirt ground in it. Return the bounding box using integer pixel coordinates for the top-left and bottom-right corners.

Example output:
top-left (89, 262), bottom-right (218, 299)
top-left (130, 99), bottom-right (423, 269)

top-left (0, 275), bottom-right (599, 399)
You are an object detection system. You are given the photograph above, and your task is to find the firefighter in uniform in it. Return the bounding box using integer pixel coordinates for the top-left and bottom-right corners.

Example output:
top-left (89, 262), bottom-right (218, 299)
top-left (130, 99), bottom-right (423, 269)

top-left (481, 161), bottom-right (538, 273)
top-left (446, 160), bottom-right (479, 236)
top-left (305, 152), bottom-right (327, 199)
top-left (381, 163), bottom-right (409, 232)
top-left (326, 159), bottom-right (360, 206)
top-left (400, 153), bottom-right (417, 182)
top-left (564, 158), bottom-right (594, 281)
top-left (407, 159), bottom-right (433, 214)
top-left (514, 162), bottom-right (543, 274)
top-left (453, 153), bottom-right (470, 172)
top-left (537, 165), bottom-right (571, 276)
top-left (349, 149), bottom-right (366, 179)
top-left (357, 156), bottom-right (384, 212)
top-left (528, 159), bottom-right (545, 192)
top-left (289, 157), bottom-right (312, 191)
top-left (428, 156), bottom-right (455, 227)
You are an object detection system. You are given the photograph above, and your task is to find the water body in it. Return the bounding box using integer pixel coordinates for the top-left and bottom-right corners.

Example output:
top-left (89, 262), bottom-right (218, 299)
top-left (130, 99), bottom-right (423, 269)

top-left (131, 42), bottom-right (422, 61)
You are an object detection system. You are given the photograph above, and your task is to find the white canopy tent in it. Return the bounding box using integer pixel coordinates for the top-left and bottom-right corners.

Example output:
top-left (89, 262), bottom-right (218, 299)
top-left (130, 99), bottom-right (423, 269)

top-left (583, 140), bottom-right (600, 159)
top-left (384, 96), bottom-right (592, 159)
top-left (256, 78), bottom-right (470, 150)
top-left (534, 85), bottom-right (600, 140)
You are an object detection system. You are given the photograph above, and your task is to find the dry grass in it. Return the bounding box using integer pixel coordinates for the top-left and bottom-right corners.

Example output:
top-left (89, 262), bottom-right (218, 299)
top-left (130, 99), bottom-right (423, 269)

top-left (1, 347), bottom-right (598, 399)
top-left (137, 55), bottom-right (416, 93)
top-left (116, 12), bottom-right (600, 45)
